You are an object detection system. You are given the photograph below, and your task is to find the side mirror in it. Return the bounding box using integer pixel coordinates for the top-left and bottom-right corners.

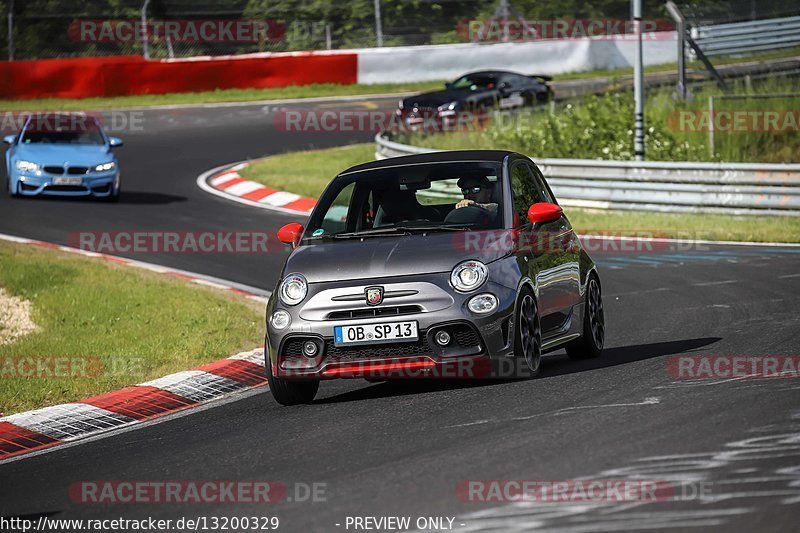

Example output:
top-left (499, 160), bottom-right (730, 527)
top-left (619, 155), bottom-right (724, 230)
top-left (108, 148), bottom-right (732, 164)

top-left (108, 137), bottom-right (123, 147)
top-left (528, 202), bottom-right (563, 224)
top-left (444, 82), bottom-right (451, 90)
top-left (277, 223), bottom-right (304, 246)
top-left (3, 134), bottom-right (16, 145)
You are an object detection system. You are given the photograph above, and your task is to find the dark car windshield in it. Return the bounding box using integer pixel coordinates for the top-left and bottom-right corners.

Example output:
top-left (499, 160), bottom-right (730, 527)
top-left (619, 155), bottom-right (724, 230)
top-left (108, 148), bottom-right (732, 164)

top-left (450, 74), bottom-right (497, 91)
top-left (305, 161), bottom-right (504, 240)
top-left (20, 115), bottom-right (105, 145)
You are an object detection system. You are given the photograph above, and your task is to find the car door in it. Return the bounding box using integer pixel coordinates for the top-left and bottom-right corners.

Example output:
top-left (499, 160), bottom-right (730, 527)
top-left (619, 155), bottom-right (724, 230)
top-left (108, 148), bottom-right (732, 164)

top-left (526, 161), bottom-right (582, 332)
top-left (509, 160), bottom-right (576, 337)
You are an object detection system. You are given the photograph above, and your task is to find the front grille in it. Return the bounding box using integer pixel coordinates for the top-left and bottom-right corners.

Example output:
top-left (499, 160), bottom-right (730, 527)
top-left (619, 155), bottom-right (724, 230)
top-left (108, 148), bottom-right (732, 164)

top-left (67, 166), bottom-right (89, 175)
top-left (325, 338), bottom-right (433, 361)
top-left (44, 166), bottom-right (64, 174)
top-left (327, 305), bottom-right (422, 320)
top-left (282, 338), bottom-right (307, 357)
top-left (46, 185), bottom-right (86, 192)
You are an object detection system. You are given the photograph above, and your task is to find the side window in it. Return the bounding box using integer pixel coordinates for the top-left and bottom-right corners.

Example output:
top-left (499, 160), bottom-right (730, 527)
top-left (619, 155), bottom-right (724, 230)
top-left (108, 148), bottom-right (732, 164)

top-left (526, 163), bottom-right (555, 204)
top-left (509, 163), bottom-right (541, 225)
top-left (319, 182), bottom-right (355, 234)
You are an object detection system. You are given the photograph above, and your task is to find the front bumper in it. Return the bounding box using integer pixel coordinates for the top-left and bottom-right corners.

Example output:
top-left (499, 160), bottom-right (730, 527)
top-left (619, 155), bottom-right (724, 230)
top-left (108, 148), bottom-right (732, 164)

top-left (266, 273), bottom-right (519, 380)
top-left (13, 171), bottom-right (119, 197)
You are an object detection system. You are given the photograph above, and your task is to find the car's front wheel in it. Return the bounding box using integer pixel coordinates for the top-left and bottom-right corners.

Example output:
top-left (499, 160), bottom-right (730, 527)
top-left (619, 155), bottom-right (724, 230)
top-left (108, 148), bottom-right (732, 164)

top-left (514, 290), bottom-right (542, 377)
top-left (266, 356), bottom-right (319, 405)
top-left (566, 275), bottom-right (604, 359)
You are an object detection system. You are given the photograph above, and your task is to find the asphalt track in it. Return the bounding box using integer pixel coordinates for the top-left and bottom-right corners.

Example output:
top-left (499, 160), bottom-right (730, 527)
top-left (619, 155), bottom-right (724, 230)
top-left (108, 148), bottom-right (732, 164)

top-left (1, 96), bottom-right (800, 532)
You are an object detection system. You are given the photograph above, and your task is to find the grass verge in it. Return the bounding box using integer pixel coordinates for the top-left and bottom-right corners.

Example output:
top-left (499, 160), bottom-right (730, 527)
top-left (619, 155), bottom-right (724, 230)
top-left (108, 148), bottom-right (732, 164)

top-left (0, 241), bottom-right (263, 415)
top-left (237, 143), bottom-right (800, 243)
top-left (2, 48), bottom-right (796, 111)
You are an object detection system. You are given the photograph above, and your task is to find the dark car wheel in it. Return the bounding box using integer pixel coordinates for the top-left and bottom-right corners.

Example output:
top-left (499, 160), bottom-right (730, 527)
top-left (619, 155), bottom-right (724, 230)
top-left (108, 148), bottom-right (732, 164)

top-left (266, 356), bottom-right (319, 405)
top-left (566, 275), bottom-right (604, 360)
top-left (514, 290), bottom-right (542, 377)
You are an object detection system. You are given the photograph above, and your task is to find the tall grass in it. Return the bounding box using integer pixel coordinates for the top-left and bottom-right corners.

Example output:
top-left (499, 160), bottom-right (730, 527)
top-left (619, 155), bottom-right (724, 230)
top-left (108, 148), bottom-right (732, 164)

top-left (401, 77), bottom-right (800, 163)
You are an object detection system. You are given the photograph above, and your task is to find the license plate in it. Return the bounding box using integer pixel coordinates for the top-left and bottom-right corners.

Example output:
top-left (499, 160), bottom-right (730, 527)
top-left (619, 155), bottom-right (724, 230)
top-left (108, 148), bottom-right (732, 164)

top-left (53, 177), bottom-right (82, 186)
top-left (334, 321), bottom-right (418, 346)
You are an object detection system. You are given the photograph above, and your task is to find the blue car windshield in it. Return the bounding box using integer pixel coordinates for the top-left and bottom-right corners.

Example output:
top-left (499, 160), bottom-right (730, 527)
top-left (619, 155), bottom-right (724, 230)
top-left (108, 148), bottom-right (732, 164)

top-left (21, 129), bottom-right (105, 145)
top-left (305, 161), bottom-right (504, 239)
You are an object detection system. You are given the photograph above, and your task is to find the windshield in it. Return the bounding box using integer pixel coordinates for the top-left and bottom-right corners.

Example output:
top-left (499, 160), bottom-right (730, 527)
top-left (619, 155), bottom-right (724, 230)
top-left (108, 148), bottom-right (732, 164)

top-left (305, 161), bottom-right (504, 240)
top-left (450, 74), bottom-right (497, 91)
top-left (20, 116), bottom-right (105, 145)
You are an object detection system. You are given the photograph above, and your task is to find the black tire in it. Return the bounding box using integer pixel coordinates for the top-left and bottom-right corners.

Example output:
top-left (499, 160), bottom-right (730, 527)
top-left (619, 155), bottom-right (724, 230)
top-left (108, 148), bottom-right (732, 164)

top-left (514, 289), bottom-right (542, 378)
top-left (266, 355), bottom-right (319, 405)
top-left (566, 275), bottom-right (605, 360)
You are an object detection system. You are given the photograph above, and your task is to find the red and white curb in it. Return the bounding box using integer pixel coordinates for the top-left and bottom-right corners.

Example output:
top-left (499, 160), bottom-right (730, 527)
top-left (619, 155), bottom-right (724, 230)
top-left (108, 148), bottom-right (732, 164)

top-left (198, 162), bottom-right (317, 216)
top-left (0, 232), bottom-right (270, 303)
top-left (0, 348), bottom-right (267, 462)
top-left (0, 232), bottom-right (272, 462)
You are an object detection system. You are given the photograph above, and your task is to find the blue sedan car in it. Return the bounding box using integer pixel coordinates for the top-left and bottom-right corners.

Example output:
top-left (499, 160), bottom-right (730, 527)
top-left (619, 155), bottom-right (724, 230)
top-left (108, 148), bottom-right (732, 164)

top-left (4, 113), bottom-right (122, 200)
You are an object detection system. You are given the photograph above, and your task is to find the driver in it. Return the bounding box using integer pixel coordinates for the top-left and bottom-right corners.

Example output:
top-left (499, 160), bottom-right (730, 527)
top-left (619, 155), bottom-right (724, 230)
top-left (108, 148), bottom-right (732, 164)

top-left (455, 175), bottom-right (498, 216)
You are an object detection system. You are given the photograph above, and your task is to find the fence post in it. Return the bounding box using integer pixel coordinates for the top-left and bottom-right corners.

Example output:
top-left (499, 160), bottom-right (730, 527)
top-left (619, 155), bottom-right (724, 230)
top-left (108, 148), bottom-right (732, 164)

top-left (708, 95), bottom-right (715, 159)
top-left (7, 0), bottom-right (13, 61)
top-left (665, 1), bottom-right (686, 99)
top-left (325, 23), bottom-right (332, 50)
top-left (632, 0), bottom-right (645, 160)
top-left (141, 0), bottom-right (150, 59)
top-left (374, 0), bottom-right (383, 47)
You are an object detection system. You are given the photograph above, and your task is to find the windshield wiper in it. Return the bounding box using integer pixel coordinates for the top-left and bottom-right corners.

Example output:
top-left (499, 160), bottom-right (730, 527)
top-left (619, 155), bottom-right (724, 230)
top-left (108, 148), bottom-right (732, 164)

top-left (332, 227), bottom-right (412, 239)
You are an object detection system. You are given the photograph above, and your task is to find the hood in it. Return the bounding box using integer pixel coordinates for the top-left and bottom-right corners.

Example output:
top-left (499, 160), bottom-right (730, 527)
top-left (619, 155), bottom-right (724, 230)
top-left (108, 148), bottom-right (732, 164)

top-left (284, 231), bottom-right (512, 284)
top-left (13, 144), bottom-right (112, 166)
top-left (402, 88), bottom-right (470, 109)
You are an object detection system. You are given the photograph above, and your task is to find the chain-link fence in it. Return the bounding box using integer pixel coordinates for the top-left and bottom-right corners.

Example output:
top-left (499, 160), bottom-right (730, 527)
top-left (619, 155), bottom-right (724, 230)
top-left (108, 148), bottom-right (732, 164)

top-left (2, 0), bottom-right (798, 61)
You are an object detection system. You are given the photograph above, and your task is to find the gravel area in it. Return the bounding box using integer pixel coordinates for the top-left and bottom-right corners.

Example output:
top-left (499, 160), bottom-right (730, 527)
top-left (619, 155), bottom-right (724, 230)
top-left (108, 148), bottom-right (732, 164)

top-left (0, 288), bottom-right (37, 345)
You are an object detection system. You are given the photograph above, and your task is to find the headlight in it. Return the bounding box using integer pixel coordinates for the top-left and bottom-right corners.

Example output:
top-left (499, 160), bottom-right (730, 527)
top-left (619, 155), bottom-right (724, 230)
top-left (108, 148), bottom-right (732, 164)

top-left (270, 310), bottom-right (291, 330)
top-left (279, 274), bottom-right (307, 306)
top-left (398, 99), bottom-right (404, 110)
top-left (15, 160), bottom-right (40, 172)
top-left (95, 162), bottom-right (116, 172)
top-left (468, 293), bottom-right (498, 314)
top-left (438, 101), bottom-right (458, 111)
top-left (450, 260), bottom-right (488, 292)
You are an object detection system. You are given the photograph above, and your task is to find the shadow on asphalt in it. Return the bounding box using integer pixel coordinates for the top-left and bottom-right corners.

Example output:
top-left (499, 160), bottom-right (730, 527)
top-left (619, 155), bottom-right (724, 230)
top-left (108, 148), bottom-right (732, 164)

top-left (5, 191), bottom-right (187, 205)
top-left (314, 337), bottom-right (721, 404)
top-left (538, 337), bottom-right (722, 379)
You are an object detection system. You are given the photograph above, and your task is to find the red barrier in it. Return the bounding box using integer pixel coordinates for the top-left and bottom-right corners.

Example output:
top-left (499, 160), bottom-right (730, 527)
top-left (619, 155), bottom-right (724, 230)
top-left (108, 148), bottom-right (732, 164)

top-left (0, 53), bottom-right (358, 100)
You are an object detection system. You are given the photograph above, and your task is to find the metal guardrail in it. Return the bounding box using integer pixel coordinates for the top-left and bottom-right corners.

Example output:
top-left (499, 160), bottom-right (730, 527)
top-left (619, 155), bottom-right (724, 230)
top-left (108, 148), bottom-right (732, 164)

top-left (375, 133), bottom-right (800, 216)
top-left (692, 15), bottom-right (800, 57)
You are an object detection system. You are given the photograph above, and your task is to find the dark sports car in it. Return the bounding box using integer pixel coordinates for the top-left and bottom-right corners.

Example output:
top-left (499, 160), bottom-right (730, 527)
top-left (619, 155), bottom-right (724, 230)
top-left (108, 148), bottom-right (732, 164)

top-left (396, 70), bottom-right (552, 131)
top-left (265, 151), bottom-right (604, 405)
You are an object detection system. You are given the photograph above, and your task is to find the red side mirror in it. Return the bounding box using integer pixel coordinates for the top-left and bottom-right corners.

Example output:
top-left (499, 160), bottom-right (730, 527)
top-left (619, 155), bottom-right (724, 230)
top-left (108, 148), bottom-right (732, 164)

top-left (277, 223), bottom-right (304, 245)
top-left (528, 202), bottom-right (563, 224)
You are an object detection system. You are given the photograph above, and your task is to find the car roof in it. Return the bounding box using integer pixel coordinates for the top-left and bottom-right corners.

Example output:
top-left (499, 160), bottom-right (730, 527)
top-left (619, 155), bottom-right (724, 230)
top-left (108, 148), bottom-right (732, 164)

top-left (339, 150), bottom-right (518, 175)
top-left (457, 70), bottom-right (521, 77)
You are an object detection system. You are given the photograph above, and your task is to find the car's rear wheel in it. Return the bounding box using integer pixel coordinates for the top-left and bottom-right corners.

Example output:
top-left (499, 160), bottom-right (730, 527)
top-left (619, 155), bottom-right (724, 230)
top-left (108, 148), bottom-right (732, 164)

top-left (266, 355), bottom-right (319, 405)
top-left (566, 275), bottom-right (604, 360)
top-left (514, 290), bottom-right (541, 377)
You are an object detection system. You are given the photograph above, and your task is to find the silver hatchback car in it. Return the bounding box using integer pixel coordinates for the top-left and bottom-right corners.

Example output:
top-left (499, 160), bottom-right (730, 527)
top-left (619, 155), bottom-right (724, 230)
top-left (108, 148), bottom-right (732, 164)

top-left (265, 151), bottom-right (604, 405)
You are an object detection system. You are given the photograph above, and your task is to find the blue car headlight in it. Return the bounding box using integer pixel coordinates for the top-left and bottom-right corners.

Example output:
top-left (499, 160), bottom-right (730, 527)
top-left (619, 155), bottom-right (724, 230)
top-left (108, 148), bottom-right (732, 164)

top-left (94, 162), bottom-right (116, 172)
top-left (16, 160), bottom-right (40, 172)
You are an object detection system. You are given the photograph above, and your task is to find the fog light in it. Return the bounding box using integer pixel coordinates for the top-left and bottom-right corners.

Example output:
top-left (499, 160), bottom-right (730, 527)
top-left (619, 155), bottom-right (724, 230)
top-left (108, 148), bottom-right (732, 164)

top-left (270, 310), bottom-right (291, 330)
top-left (468, 293), bottom-right (498, 314)
top-left (302, 340), bottom-right (319, 357)
top-left (435, 330), bottom-right (451, 346)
